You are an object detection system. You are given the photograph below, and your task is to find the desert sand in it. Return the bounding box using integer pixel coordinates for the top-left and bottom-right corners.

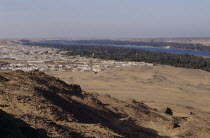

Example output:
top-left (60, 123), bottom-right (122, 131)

top-left (1, 70), bottom-right (210, 137)
top-left (47, 65), bottom-right (210, 114)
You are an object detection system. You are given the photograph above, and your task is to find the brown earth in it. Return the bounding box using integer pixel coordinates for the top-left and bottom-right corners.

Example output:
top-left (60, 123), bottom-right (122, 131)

top-left (0, 70), bottom-right (210, 137)
top-left (47, 65), bottom-right (210, 113)
top-left (0, 71), bottom-right (210, 138)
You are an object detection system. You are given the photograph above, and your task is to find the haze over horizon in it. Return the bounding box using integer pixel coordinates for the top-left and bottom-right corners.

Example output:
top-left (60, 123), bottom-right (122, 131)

top-left (0, 0), bottom-right (210, 39)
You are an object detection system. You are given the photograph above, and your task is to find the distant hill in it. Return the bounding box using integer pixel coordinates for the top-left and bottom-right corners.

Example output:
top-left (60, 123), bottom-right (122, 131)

top-left (119, 37), bottom-right (210, 46)
top-left (0, 70), bottom-right (209, 137)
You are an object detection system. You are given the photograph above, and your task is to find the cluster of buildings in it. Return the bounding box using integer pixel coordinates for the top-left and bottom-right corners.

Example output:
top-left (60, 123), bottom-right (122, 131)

top-left (0, 44), bottom-right (153, 72)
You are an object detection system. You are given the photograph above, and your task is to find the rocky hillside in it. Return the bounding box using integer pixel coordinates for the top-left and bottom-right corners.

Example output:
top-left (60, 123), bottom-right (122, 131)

top-left (0, 70), bottom-right (209, 138)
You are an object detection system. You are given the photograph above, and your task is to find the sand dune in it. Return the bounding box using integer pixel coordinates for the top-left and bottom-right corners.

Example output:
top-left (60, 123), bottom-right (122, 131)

top-left (47, 65), bottom-right (210, 113)
top-left (0, 70), bottom-right (210, 137)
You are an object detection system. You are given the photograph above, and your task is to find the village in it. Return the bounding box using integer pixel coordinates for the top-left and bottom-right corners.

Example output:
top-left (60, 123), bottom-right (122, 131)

top-left (0, 44), bottom-right (153, 72)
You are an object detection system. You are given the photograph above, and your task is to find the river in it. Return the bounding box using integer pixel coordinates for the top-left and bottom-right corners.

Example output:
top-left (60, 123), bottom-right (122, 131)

top-left (41, 41), bottom-right (210, 57)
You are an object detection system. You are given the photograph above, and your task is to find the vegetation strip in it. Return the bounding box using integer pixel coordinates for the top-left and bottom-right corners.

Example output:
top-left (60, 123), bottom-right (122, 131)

top-left (24, 42), bottom-right (210, 72)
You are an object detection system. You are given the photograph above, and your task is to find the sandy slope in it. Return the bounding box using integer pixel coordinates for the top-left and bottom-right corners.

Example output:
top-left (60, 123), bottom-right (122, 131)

top-left (0, 70), bottom-right (210, 137)
top-left (47, 65), bottom-right (210, 113)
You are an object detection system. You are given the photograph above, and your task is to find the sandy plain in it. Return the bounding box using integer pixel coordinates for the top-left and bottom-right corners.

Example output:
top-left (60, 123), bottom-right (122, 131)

top-left (47, 65), bottom-right (210, 114)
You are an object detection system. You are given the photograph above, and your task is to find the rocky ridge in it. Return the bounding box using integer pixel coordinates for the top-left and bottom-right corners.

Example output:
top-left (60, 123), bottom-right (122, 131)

top-left (0, 70), bottom-right (209, 138)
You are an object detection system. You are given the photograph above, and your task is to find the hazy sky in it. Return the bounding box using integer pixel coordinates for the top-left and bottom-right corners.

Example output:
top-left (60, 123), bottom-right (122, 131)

top-left (0, 0), bottom-right (210, 39)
